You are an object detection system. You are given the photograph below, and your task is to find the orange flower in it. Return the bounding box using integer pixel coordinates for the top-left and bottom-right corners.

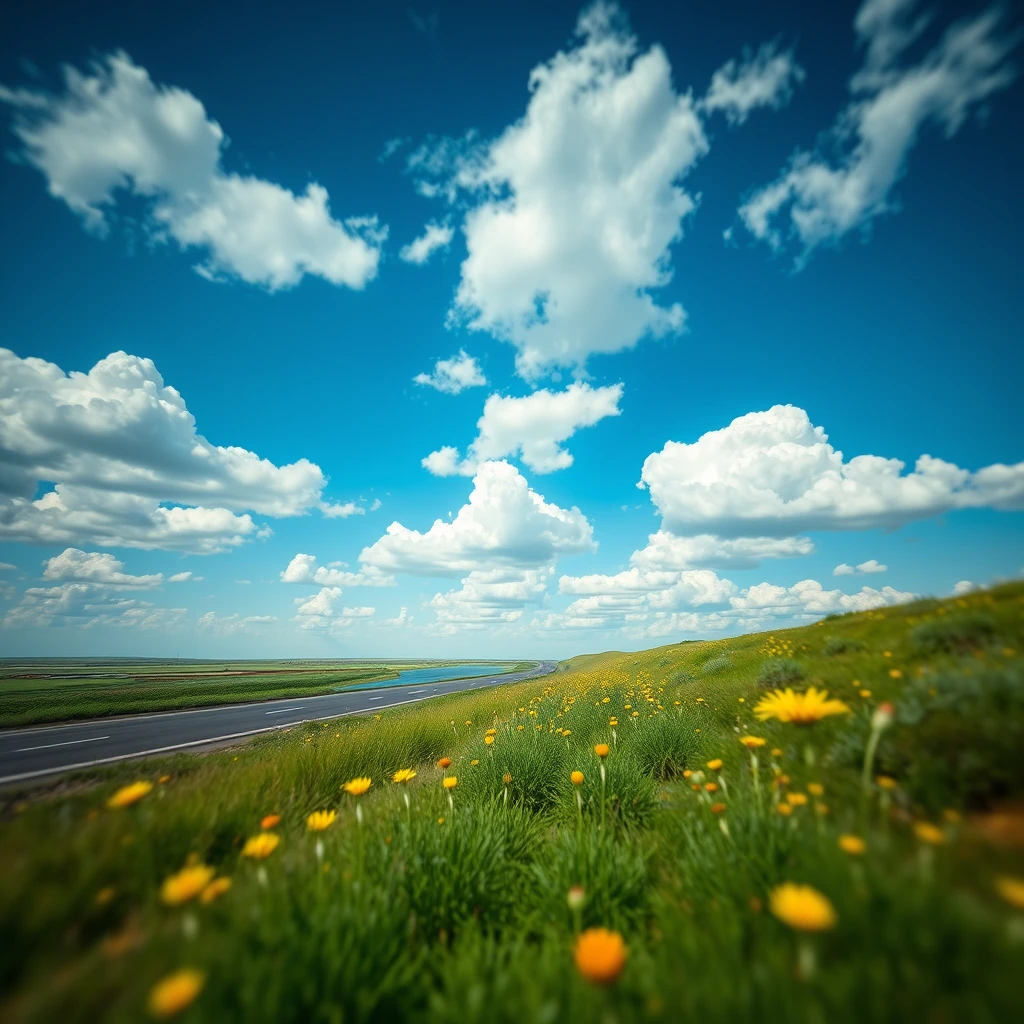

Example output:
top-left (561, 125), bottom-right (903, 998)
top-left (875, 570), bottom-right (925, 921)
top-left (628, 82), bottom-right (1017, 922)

top-left (437, 757), bottom-right (452, 769)
top-left (594, 743), bottom-right (610, 758)
top-left (260, 814), bottom-right (281, 830)
top-left (571, 770), bottom-right (584, 785)
top-left (710, 802), bottom-right (727, 814)
top-left (574, 927), bottom-right (627, 985)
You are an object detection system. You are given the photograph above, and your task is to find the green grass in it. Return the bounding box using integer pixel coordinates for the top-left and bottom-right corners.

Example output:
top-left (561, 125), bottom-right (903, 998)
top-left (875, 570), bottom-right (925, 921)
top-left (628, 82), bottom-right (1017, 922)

top-left (1, 583), bottom-right (1023, 1022)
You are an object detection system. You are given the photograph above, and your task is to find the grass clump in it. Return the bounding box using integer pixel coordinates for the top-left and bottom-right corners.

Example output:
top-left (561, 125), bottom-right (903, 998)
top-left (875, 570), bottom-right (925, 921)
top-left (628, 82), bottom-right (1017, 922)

top-left (756, 658), bottom-right (805, 688)
top-left (822, 636), bottom-right (865, 656)
top-left (910, 611), bottom-right (999, 656)
top-left (700, 654), bottom-right (732, 675)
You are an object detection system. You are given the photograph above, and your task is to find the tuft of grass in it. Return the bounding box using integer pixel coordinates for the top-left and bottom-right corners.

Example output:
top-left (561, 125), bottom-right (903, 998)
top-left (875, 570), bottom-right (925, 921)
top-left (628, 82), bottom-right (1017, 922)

top-left (911, 612), bottom-right (999, 656)
top-left (756, 658), bottom-right (805, 688)
top-left (822, 636), bottom-right (865, 656)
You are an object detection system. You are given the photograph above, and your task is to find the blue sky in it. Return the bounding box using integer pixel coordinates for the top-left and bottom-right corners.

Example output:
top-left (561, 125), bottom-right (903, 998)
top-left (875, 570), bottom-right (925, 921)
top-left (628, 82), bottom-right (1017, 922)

top-left (1, 0), bottom-right (1022, 658)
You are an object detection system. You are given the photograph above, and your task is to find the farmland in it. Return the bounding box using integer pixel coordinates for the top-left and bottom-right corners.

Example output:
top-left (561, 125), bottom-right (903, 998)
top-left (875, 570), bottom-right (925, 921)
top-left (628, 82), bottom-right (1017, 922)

top-left (0, 582), bottom-right (1022, 1021)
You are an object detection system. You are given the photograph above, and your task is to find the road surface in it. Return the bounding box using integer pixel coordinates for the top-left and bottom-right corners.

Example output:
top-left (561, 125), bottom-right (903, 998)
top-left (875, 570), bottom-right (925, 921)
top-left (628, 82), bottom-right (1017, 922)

top-left (0, 661), bottom-right (557, 784)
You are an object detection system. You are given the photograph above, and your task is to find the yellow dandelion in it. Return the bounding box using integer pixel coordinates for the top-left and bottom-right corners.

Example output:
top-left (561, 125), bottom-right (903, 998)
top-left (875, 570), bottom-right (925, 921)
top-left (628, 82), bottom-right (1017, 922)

top-left (306, 810), bottom-right (337, 832)
top-left (200, 877), bottom-right (231, 903)
top-left (594, 743), bottom-right (610, 758)
top-left (342, 777), bottom-right (372, 796)
top-left (769, 883), bottom-right (837, 932)
top-left (574, 928), bottom-right (628, 985)
top-left (706, 758), bottom-right (723, 771)
top-left (913, 821), bottom-right (945, 845)
top-left (786, 792), bottom-right (808, 806)
top-left (107, 781), bottom-right (153, 809)
top-left (392, 768), bottom-right (417, 783)
top-left (875, 775), bottom-right (898, 790)
top-left (485, 735), bottom-right (495, 746)
top-left (754, 687), bottom-right (850, 725)
top-left (995, 876), bottom-right (1024, 909)
top-left (740, 736), bottom-right (766, 748)
top-left (471, 759), bottom-right (480, 765)
top-left (807, 783), bottom-right (824, 797)
top-left (777, 803), bottom-right (793, 816)
top-left (838, 834), bottom-right (866, 855)
top-left (160, 864), bottom-right (215, 906)
top-left (859, 689), bottom-right (872, 698)
top-left (442, 776), bottom-right (458, 790)
top-left (148, 969), bottom-right (204, 1017)
top-left (157, 775), bottom-right (171, 784)
top-left (241, 832), bottom-right (280, 859)
top-left (571, 770), bottom-right (585, 785)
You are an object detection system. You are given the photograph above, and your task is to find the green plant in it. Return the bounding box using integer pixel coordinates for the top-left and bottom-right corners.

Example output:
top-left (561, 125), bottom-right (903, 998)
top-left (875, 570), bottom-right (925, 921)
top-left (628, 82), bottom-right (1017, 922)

top-left (756, 658), bottom-right (805, 688)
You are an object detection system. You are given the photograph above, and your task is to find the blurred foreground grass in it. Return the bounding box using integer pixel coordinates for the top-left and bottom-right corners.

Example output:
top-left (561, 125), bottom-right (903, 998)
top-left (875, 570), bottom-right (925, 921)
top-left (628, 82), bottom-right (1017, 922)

top-left (1, 583), bottom-right (1023, 1022)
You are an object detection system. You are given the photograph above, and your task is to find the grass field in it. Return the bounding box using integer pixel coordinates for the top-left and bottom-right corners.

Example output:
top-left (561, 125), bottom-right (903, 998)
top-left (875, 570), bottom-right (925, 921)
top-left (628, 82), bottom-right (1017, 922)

top-left (1, 583), bottom-right (1022, 1021)
top-left (0, 661), bottom-right (528, 727)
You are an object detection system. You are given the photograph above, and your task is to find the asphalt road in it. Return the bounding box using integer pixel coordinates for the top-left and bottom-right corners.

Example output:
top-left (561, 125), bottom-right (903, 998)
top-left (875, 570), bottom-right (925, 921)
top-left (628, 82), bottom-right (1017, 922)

top-left (0, 661), bottom-right (557, 784)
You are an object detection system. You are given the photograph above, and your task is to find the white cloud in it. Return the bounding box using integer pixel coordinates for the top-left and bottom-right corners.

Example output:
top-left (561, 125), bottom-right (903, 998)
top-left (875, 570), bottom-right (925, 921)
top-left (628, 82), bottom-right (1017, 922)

top-left (370, 498), bottom-right (382, 512)
top-left (413, 350), bottom-right (487, 394)
top-left (0, 563), bottom-right (16, 571)
top-left (168, 571), bottom-right (194, 582)
top-left (291, 584), bottom-right (378, 632)
top-left (639, 404), bottom-right (1024, 537)
top-left (630, 530), bottom-right (814, 571)
top-left (952, 580), bottom-right (977, 595)
top-left (0, 348), bottom-right (352, 553)
top-left (413, 2), bottom-right (708, 379)
top-left (279, 553), bottom-right (394, 588)
top-left (400, 221), bottom-right (454, 264)
top-left (702, 41), bottom-right (805, 124)
top-left (423, 382), bottom-right (623, 476)
top-left (737, 0), bottom-right (1017, 262)
top-left (427, 568), bottom-right (550, 634)
top-left (729, 579), bottom-right (915, 619)
top-left (321, 501), bottom-right (365, 519)
top-left (360, 460), bottom-right (594, 576)
top-left (378, 136), bottom-right (410, 162)
top-left (4, 583), bottom-right (186, 630)
top-left (197, 611), bottom-right (277, 636)
top-left (42, 547), bottom-right (163, 587)
top-left (834, 559), bottom-right (887, 576)
top-left (1, 52), bottom-right (385, 290)
top-left (295, 587), bottom-right (341, 619)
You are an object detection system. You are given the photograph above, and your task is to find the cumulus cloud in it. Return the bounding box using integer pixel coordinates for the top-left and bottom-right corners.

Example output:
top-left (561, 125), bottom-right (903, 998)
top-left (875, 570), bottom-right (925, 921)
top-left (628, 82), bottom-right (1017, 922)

top-left (413, 350), bottom-right (487, 394)
top-left (411, 2), bottom-right (708, 379)
top-left (630, 530), bottom-right (814, 571)
top-left (0, 52), bottom-right (385, 289)
top-left (291, 584), bottom-right (378, 631)
top-left (279, 553), bottom-right (395, 588)
top-left (197, 611), bottom-right (277, 636)
top-left (702, 41), bottom-right (805, 124)
top-left (427, 568), bottom-right (551, 635)
top-left (729, 579), bottom-right (915, 619)
top-left (168, 571), bottom-right (197, 582)
top-left (423, 382), bottom-right (623, 476)
top-left (834, 559), bottom-right (887, 575)
top-left (4, 583), bottom-right (186, 630)
top-left (400, 221), bottom-right (454, 264)
top-left (952, 580), bottom-right (977, 595)
top-left (0, 348), bottom-right (354, 553)
top-left (737, 0), bottom-right (1017, 262)
top-left (360, 460), bottom-right (594, 576)
top-left (639, 404), bottom-right (1024, 538)
top-left (42, 547), bottom-right (163, 587)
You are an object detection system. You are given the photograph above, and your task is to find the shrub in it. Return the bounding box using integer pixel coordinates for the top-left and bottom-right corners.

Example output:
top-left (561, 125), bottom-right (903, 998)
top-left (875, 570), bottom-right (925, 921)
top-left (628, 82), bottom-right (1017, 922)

top-left (700, 655), bottom-right (732, 675)
top-left (757, 658), bottom-right (805, 688)
top-left (822, 636), bottom-right (865, 656)
top-left (911, 612), bottom-right (999, 656)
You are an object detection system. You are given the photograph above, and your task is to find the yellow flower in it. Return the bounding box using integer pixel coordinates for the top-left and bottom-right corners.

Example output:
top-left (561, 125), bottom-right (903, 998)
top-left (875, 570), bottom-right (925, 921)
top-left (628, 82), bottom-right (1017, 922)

top-left (786, 792), bottom-right (808, 806)
top-left (571, 770), bottom-right (585, 785)
top-left (771, 748), bottom-right (783, 758)
top-left (485, 728), bottom-right (497, 736)
top-left (160, 864), bottom-right (215, 906)
top-left (200, 877), bottom-right (232, 903)
top-left (740, 736), bottom-right (766, 748)
top-left (913, 821), bottom-right (945, 845)
top-left (307, 810), bottom-right (337, 832)
top-left (503, 772), bottom-right (512, 785)
top-left (838, 834), bottom-right (866, 855)
top-left (889, 668), bottom-right (903, 679)
top-left (859, 689), bottom-right (872, 698)
top-left (241, 832), bottom-right (280, 859)
top-left (574, 927), bottom-right (628, 985)
top-left (260, 814), bottom-right (281, 830)
top-left (704, 782), bottom-right (719, 793)
top-left (485, 735), bottom-right (495, 746)
top-left (392, 768), bottom-right (417, 784)
top-left (777, 803), bottom-right (793, 816)
top-left (107, 781), bottom-right (153, 809)
top-left (807, 783), bottom-right (824, 797)
top-left (148, 969), bottom-right (204, 1017)
top-left (437, 817), bottom-right (445, 825)
top-left (609, 717), bottom-right (618, 726)
top-left (754, 687), bottom-right (850, 725)
top-left (706, 758), bottom-right (723, 771)
top-left (437, 757), bottom-right (452, 769)
top-left (157, 775), bottom-right (171, 784)
top-left (442, 776), bottom-right (458, 790)
top-left (471, 759), bottom-right (480, 766)
top-left (875, 775), bottom-right (898, 790)
top-left (995, 876), bottom-right (1024, 909)
top-left (343, 777), bottom-right (372, 796)
top-left (769, 883), bottom-right (837, 932)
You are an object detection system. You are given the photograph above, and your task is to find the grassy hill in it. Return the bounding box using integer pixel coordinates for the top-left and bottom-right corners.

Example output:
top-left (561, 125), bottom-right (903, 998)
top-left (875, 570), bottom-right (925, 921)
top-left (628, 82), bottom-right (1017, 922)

top-left (1, 582), bottom-right (1022, 1021)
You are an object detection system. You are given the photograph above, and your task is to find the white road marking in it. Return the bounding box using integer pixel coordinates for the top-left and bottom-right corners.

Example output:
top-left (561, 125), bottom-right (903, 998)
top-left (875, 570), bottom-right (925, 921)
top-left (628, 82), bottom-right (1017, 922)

top-left (264, 707), bottom-right (305, 715)
top-left (368, 696), bottom-right (384, 701)
top-left (408, 689), bottom-right (426, 694)
top-left (16, 735), bottom-right (110, 752)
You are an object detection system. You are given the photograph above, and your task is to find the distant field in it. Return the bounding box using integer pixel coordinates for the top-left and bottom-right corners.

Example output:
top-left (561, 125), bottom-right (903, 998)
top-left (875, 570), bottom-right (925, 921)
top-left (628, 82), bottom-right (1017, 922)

top-left (0, 661), bottom-right (528, 727)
